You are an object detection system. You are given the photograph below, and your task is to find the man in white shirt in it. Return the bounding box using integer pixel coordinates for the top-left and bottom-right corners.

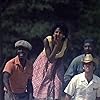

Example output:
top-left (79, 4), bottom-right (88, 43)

top-left (64, 54), bottom-right (100, 100)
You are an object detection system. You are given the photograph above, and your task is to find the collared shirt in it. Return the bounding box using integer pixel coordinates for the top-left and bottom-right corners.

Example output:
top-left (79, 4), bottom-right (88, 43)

top-left (3, 56), bottom-right (33, 93)
top-left (64, 54), bottom-right (100, 87)
top-left (64, 72), bottom-right (100, 100)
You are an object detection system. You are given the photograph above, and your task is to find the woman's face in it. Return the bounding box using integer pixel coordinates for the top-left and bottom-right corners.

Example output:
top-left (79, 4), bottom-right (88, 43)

top-left (53, 27), bottom-right (65, 41)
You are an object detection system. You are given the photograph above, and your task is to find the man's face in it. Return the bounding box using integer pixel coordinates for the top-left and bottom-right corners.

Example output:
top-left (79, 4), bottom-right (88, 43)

top-left (17, 47), bottom-right (29, 60)
top-left (83, 43), bottom-right (93, 54)
top-left (83, 62), bottom-right (94, 73)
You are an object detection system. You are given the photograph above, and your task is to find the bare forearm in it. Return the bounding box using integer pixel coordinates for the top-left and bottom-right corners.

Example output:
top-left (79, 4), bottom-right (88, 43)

top-left (4, 81), bottom-right (12, 92)
top-left (48, 45), bottom-right (59, 62)
top-left (3, 72), bottom-right (12, 92)
top-left (44, 38), bottom-right (59, 62)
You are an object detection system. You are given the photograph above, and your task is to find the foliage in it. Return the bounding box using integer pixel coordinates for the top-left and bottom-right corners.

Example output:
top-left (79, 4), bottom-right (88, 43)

top-left (0, 0), bottom-right (100, 60)
top-left (80, 0), bottom-right (100, 54)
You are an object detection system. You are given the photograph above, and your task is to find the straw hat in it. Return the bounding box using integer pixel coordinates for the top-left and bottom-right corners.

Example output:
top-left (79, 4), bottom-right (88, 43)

top-left (83, 54), bottom-right (94, 63)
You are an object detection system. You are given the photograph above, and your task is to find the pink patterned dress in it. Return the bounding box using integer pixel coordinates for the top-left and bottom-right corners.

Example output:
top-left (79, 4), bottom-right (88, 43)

top-left (32, 50), bottom-right (64, 100)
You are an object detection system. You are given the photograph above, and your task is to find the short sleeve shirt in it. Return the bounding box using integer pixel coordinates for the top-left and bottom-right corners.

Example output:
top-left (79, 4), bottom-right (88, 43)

top-left (3, 56), bottom-right (33, 93)
top-left (64, 72), bottom-right (100, 100)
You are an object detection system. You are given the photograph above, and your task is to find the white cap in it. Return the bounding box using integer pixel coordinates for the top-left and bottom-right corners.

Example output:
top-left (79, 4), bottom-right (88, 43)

top-left (15, 40), bottom-right (32, 51)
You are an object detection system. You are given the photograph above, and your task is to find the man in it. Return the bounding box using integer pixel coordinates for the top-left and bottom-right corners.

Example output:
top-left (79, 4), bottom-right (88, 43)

top-left (64, 38), bottom-right (100, 86)
top-left (3, 40), bottom-right (33, 100)
top-left (64, 54), bottom-right (100, 100)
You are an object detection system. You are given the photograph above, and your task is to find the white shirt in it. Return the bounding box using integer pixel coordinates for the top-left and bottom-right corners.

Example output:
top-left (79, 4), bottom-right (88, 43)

top-left (64, 72), bottom-right (100, 100)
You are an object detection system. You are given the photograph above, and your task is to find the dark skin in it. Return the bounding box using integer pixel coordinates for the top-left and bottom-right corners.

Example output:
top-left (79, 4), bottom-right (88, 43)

top-left (17, 47), bottom-right (28, 67)
top-left (44, 27), bottom-right (67, 100)
top-left (44, 27), bottom-right (65, 63)
top-left (3, 47), bottom-right (33, 99)
top-left (3, 72), bottom-right (14, 99)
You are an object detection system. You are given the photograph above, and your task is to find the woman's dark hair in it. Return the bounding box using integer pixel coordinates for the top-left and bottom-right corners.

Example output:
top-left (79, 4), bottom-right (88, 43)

top-left (51, 22), bottom-right (69, 38)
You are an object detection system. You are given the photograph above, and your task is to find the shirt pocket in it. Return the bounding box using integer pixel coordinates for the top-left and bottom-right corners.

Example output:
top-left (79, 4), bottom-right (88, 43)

top-left (86, 87), bottom-right (97, 99)
top-left (76, 84), bottom-right (86, 96)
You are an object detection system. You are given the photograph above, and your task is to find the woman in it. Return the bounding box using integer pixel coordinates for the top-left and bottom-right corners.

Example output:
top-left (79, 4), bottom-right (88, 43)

top-left (32, 23), bottom-right (69, 100)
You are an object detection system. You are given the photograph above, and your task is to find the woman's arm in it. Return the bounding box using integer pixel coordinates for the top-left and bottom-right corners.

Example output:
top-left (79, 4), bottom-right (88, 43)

top-left (44, 38), bottom-right (59, 62)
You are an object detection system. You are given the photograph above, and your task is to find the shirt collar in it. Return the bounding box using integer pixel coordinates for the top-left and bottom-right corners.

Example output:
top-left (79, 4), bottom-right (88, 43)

top-left (80, 72), bottom-right (98, 83)
top-left (14, 56), bottom-right (21, 65)
top-left (92, 74), bottom-right (98, 83)
top-left (14, 56), bottom-right (28, 67)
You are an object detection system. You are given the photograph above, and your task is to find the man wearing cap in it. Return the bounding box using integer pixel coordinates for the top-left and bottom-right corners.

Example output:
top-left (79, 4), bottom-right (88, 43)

top-left (3, 40), bottom-right (33, 100)
top-left (64, 54), bottom-right (100, 100)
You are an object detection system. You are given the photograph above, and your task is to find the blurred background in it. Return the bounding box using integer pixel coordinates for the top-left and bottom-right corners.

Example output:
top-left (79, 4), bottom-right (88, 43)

top-left (0, 0), bottom-right (100, 71)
